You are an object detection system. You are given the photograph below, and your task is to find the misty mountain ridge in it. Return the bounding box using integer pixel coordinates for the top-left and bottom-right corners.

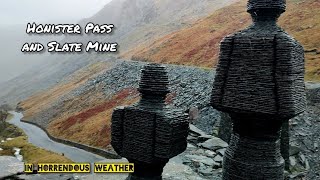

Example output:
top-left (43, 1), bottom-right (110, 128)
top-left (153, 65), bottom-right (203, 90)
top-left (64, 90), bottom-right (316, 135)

top-left (0, 0), bottom-right (237, 106)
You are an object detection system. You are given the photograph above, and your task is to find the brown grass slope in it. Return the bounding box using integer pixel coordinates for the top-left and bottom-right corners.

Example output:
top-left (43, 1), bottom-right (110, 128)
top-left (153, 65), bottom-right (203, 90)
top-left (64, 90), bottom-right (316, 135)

top-left (20, 62), bottom-right (110, 120)
top-left (47, 88), bottom-right (139, 148)
top-left (125, 0), bottom-right (320, 81)
top-left (20, 62), bottom-right (140, 148)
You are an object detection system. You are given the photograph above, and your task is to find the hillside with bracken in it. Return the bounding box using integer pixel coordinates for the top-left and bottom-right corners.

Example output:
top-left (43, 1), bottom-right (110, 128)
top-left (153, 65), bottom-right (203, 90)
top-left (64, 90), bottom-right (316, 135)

top-left (0, 0), bottom-right (238, 107)
top-left (18, 60), bottom-right (218, 148)
top-left (18, 0), bottom-right (320, 149)
top-left (123, 0), bottom-right (320, 81)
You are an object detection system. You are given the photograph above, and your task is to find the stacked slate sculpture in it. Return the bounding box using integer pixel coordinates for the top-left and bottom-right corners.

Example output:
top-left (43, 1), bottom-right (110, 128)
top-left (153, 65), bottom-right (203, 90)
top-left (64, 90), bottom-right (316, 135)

top-left (111, 63), bottom-right (189, 180)
top-left (211, 0), bottom-right (306, 179)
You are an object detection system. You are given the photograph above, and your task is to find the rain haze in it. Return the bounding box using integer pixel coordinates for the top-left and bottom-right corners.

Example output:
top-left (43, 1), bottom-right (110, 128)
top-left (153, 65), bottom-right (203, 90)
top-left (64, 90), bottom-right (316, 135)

top-left (0, 0), bottom-right (112, 84)
top-left (0, 0), bottom-right (112, 25)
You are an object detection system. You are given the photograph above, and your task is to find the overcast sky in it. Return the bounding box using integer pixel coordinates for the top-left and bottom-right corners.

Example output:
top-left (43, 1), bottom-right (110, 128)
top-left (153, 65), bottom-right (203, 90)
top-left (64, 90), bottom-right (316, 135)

top-left (0, 0), bottom-right (113, 84)
top-left (0, 0), bottom-right (112, 25)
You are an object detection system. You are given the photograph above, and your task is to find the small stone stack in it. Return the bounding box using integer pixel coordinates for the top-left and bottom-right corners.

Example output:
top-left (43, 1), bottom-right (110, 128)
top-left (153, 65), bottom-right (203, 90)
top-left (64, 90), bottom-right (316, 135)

top-left (111, 63), bottom-right (189, 179)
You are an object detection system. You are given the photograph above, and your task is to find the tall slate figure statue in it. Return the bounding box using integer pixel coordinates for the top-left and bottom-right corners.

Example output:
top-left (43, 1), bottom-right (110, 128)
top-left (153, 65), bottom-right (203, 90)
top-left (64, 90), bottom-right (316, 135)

top-left (111, 63), bottom-right (189, 180)
top-left (211, 0), bottom-right (306, 179)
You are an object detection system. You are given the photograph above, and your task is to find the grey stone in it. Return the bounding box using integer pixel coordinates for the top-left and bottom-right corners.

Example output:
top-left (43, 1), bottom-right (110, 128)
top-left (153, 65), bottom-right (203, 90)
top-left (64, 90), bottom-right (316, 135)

top-left (212, 161), bottom-right (222, 169)
top-left (0, 156), bottom-right (24, 178)
top-left (197, 135), bottom-right (213, 143)
top-left (198, 137), bottom-right (228, 151)
top-left (289, 172), bottom-right (306, 179)
top-left (305, 159), bottom-right (310, 170)
top-left (216, 148), bottom-right (226, 156)
top-left (299, 153), bottom-right (306, 164)
top-left (289, 156), bottom-right (297, 167)
top-left (185, 155), bottom-right (215, 166)
top-left (189, 125), bottom-right (206, 137)
top-left (187, 135), bottom-right (198, 144)
top-left (205, 150), bottom-right (216, 158)
top-left (198, 167), bottom-right (213, 176)
top-left (187, 143), bottom-right (196, 149)
top-left (213, 155), bottom-right (223, 163)
top-left (193, 149), bottom-right (205, 155)
top-left (289, 145), bottom-right (301, 156)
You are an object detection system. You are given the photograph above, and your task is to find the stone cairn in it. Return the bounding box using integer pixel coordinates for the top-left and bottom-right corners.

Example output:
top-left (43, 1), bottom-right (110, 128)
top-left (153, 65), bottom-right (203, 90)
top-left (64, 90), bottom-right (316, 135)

top-left (111, 63), bottom-right (189, 180)
top-left (211, 0), bottom-right (306, 179)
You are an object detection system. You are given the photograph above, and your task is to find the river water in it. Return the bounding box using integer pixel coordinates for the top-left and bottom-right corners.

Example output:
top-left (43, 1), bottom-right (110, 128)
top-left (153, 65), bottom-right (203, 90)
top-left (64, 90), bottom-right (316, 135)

top-left (8, 111), bottom-right (106, 163)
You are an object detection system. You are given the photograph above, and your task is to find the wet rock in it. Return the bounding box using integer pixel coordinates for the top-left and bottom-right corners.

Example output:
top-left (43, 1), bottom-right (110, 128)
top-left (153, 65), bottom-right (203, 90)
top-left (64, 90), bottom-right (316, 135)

top-left (289, 156), bottom-right (297, 167)
top-left (16, 174), bottom-right (75, 180)
top-left (185, 155), bottom-right (215, 166)
top-left (187, 143), bottom-right (196, 149)
top-left (213, 155), bottom-right (223, 163)
top-left (198, 166), bottom-right (213, 176)
top-left (197, 135), bottom-right (213, 143)
top-left (198, 137), bottom-right (228, 151)
top-left (192, 161), bottom-right (201, 168)
top-left (290, 120), bottom-right (299, 126)
top-left (298, 131), bottom-right (307, 136)
top-left (204, 150), bottom-right (216, 158)
top-left (289, 145), bottom-right (301, 156)
top-left (212, 161), bottom-right (221, 169)
top-left (305, 159), bottom-right (310, 170)
top-left (193, 149), bottom-right (205, 155)
top-left (289, 172), bottom-right (306, 179)
top-left (13, 147), bottom-right (23, 162)
top-left (187, 135), bottom-right (197, 144)
top-left (299, 153), bottom-right (306, 164)
top-left (216, 148), bottom-right (226, 156)
top-left (0, 156), bottom-right (24, 178)
top-left (189, 125), bottom-right (206, 137)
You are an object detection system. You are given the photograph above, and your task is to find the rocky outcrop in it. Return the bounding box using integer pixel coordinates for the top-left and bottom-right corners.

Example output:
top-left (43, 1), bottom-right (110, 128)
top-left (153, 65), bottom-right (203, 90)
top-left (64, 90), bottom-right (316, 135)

top-left (306, 84), bottom-right (320, 105)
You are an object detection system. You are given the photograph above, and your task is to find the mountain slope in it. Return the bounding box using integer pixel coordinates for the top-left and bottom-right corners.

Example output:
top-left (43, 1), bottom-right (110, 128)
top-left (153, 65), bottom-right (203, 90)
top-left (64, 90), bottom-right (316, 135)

top-left (65, 0), bottom-right (239, 53)
top-left (19, 60), bottom-right (218, 148)
top-left (125, 0), bottom-right (320, 81)
top-left (0, 0), bottom-right (238, 106)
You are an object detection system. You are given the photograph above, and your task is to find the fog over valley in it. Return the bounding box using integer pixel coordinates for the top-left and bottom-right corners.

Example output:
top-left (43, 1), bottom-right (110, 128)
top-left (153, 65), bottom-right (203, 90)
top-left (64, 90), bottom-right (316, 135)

top-left (0, 0), bottom-right (112, 84)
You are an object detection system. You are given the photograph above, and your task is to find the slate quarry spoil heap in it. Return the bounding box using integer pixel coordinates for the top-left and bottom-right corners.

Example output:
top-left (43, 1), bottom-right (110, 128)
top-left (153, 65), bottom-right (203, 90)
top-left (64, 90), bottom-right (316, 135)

top-left (211, 0), bottom-right (306, 179)
top-left (111, 63), bottom-right (189, 180)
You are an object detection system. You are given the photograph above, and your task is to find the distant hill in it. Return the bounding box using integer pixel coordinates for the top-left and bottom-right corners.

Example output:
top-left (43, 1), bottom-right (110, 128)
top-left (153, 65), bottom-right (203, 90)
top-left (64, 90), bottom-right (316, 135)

top-left (0, 25), bottom-right (63, 84)
top-left (0, 0), bottom-right (238, 106)
top-left (125, 0), bottom-right (320, 81)
top-left (68, 0), bottom-right (239, 52)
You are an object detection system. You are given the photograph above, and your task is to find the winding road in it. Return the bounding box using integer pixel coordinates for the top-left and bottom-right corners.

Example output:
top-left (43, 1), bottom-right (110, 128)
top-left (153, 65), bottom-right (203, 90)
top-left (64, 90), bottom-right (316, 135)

top-left (8, 111), bottom-right (106, 163)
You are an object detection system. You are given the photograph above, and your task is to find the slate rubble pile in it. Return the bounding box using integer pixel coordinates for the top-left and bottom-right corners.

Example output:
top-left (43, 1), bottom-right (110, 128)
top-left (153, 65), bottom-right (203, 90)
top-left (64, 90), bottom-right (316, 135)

top-left (180, 122), bottom-right (317, 180)
top-left (78, 61), bottom-right (221, 135)
top-left (19, 60), bottom-right (320, 179)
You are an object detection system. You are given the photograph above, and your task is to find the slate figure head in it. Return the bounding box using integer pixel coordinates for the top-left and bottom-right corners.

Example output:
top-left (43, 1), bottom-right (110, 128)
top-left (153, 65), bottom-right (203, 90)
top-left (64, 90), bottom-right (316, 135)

top-left (248, 0), bottom-right (286, 22)
top-left (138, 63), bottom-right (170, 102)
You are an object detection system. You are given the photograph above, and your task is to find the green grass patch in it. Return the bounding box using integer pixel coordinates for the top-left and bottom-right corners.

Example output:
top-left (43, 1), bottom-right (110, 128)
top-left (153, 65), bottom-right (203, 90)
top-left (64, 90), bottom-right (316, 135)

top-left (0, 122), bottom-right (25, 141)
top-left (6, 113), bottom-right (14, 121)
top-left (0, 121), bottom-right (72, 163)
